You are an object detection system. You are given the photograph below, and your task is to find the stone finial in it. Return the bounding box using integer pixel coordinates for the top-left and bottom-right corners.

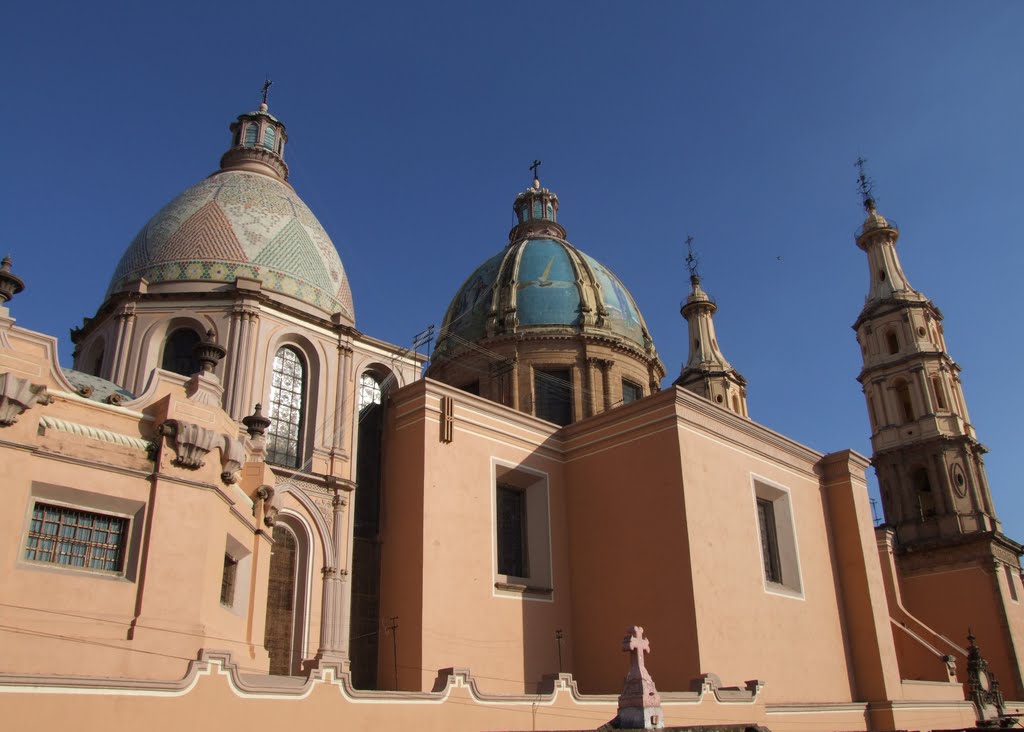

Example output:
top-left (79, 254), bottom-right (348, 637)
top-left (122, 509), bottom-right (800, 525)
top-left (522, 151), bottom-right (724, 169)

top-left (617, 626), bottom-right (664, 729)
top-left (967, 628), bottom-right (1005, 722)
top-left (0, 256), bottom-right (25, 304)
top-left (193, 329), bottom-right (226, 373)
top-left (243, 403), bottom-right (272, 438)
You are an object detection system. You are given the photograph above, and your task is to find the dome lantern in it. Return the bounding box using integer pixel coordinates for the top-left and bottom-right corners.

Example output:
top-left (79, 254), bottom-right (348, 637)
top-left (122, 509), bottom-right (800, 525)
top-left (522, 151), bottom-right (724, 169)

top-left (219, 80), bottom-right (290, 181)
top-left (509, 162), bottom-right (567, 242)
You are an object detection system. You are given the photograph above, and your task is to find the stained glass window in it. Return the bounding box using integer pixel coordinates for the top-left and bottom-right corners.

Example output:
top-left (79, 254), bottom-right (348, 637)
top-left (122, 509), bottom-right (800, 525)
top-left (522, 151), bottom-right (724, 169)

top-left (24, 503), bottom-right (127, 572)
top-left (267, 347), bottom-right (306, 468)
top-left (358, 372), bottom-right (382, 412)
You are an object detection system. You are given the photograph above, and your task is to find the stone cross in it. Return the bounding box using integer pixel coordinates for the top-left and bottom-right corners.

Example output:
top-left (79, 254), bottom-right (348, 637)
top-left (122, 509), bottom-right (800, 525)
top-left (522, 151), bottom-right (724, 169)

top-left (623, 625), bottom-right (652, 679)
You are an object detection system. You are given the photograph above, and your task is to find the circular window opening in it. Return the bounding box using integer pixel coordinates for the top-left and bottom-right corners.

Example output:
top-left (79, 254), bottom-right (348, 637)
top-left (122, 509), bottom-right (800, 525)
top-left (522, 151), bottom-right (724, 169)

top-left (918, 326), bottom-right (926, 336)
top-left (716, 395), bottom-right (723, 403)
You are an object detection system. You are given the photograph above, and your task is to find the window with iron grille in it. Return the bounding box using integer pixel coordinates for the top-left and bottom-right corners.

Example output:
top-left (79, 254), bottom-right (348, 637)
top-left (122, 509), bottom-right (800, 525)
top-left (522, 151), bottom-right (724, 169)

top-left (220, 553), bottom-right (239, 606)
top-left (24, 502), bottom-right (127, 573)
top-left (267, 347), bottom-right (306, 468)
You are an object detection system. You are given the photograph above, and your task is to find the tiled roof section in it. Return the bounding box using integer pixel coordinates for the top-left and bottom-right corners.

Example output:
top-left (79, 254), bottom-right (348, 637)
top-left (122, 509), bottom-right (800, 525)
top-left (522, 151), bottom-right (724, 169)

top-left (60, 369), bottom-right (136, 403)
top-left (106, 171), bottom-right (354, 320)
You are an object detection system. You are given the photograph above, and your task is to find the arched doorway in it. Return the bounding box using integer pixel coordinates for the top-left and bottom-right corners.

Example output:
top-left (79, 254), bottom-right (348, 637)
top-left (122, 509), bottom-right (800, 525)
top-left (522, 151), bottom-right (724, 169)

top-left (263, 515), bottom-right (311, 675)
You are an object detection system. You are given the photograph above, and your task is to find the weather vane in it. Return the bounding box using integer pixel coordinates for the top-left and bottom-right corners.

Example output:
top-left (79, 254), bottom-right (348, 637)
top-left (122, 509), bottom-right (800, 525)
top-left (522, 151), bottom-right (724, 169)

top-left (685, 234), bottom-right (700, 280)
top-left (261, 78), bottom-right (273, 106)
top-left (530, 159), bottom-right (542, 181)
top-left (855, 156), bottom-right (876, 210)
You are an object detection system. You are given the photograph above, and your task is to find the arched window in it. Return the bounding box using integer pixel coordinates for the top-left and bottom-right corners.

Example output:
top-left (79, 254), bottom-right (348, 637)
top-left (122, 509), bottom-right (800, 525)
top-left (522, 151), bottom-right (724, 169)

top-left (161, 328), bottom-right (201, 376)
top-left (545, 204), bottom-right (554, 220)
top-left (913, 468), bottom-right (936, 518)
top-left (532, 201), bottom-right (542, 219)
top-left (244, 122), bottom-right (259, 147)
top-left (894, 379), bottom-right (914, 423)
top-left (885, 330), bottom-right (899, 355)
top-left (267, 347), bottom-right (306, 468)
top-left (931, 375), bottom-right (948, 410)
top-left (263, 126), bottom-right (276, 151)
top-left (358, 372), bottom-right (382, 412)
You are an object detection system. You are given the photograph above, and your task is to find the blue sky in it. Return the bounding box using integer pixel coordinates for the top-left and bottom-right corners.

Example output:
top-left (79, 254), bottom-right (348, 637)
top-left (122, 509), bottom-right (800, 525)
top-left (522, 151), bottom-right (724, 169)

top-left (4, 2), bottom-right (1024, 534)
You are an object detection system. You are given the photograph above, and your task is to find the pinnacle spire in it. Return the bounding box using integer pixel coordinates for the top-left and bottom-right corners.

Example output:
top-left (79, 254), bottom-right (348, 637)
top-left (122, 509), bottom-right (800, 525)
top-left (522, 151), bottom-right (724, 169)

top-left (855, 156), bottom-right (876, 212)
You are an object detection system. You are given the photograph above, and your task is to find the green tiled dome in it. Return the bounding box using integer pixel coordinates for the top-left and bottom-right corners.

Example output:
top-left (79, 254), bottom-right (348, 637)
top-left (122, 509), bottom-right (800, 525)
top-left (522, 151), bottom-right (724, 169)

top-left (107, 170), bottom-right (354, 320)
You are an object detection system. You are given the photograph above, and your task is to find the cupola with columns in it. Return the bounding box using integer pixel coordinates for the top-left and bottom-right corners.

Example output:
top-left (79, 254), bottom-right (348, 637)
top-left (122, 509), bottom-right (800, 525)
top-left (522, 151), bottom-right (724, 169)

top-left (673, 237), bottom-right (747, 416)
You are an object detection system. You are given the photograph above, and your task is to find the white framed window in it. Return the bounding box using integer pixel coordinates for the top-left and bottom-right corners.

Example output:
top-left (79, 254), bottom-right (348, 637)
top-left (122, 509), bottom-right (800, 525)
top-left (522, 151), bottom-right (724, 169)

top-left (492, 459), bottom-right (552, 601)
top-left (751, 476), bottom-right (803, 598)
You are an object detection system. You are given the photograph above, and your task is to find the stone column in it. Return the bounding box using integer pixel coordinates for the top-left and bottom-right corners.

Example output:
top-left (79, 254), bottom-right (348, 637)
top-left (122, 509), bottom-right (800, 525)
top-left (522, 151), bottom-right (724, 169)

top-left (600, 359), bottom-right (613, 411)
top-left (913, 366), bottom-right (935, 415)
top-left (585, 357), bottom-right (599, 418)
top-left (332, 344), bottom-right (353, 459)
top-left (317, 490), bottom-right (349, 667)
top-left (110, 302), bottom-right (137, 388)
top-left (226, 305), bottom-right (246, 419)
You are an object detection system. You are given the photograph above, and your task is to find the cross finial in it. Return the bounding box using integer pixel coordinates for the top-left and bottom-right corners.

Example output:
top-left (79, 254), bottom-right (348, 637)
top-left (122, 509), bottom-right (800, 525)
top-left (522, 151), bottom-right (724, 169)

top-left (261, 78), bottom-right (273, 106)
top-left (622, 625), bottom-right (652, 676)
top-left (855, 156), bottom-right (876, 211)
top-left (530, 159), bottom-right (542, 185)
top-left (684, 234), bottom-right (700, 282)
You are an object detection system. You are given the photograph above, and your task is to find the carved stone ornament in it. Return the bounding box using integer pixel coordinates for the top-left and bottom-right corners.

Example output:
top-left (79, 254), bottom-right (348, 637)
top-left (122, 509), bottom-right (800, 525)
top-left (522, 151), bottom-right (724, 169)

top-left (220, 434), bottom-right (246, 484)
top-left (966, 629), bottom-right (1005, 722)
top-left (160, 419), bottom-right (217, 469)
top-left (0, 372), bottom-right (53, 426)
top-left (617, 626), bottom-right (665, 730)
top-left (255, 485), bottom-right (278, 527)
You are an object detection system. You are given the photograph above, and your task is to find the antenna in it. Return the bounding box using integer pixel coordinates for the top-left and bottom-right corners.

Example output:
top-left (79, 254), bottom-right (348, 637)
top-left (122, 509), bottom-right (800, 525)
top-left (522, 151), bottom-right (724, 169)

top-left (855, 156), bottom-right (876, 211)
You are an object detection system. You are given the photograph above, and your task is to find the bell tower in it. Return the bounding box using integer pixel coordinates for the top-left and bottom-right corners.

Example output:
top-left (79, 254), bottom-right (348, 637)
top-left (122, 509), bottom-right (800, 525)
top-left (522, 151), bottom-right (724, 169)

top-left (852, 161), bottom-right (999, 544)
top-left (852, 160), bottom-right (1024, 697)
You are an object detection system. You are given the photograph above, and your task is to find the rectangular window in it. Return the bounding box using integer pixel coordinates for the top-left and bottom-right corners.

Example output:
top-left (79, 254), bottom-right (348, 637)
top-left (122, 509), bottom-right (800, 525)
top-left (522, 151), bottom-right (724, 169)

top-left (493, 461), bottom-right (552, 600)
top-left (24, 502), bottom-right (127, 573)
top-left (496, 484), bottom-right (528, 577)
top-left (1005, 564), bottom-right (1019, 603)
top-left (534, 368), bottom-right (573, 426)
top-left (752, 478), bottom-right (803, 597)
top-left (757, 498), bottom-right (782, 584)
top-left (622, 379), bottom-right (643, 404)
top-left (221, 553), bottom-right (239, 606)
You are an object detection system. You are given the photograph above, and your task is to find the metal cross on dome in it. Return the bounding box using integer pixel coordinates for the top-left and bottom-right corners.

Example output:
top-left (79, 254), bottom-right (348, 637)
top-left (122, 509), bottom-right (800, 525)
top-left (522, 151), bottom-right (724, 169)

top-left (261, 78), bottom-right (273, 105)
top-left (685, 235), bottom-right (700, 280)
top-left (530, 159), bottom-right (542, 180)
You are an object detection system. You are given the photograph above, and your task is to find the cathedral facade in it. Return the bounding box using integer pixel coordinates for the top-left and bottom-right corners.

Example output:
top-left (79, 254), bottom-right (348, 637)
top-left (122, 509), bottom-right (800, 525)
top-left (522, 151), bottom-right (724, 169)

top-left (0, 98), bottom-right (1021, 732)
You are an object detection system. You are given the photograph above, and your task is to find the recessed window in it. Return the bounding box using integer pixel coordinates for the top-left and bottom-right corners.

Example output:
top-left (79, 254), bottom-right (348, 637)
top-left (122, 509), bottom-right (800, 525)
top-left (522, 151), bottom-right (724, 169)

top-left (885, 330), bottom-right (899, 355)
top-left (913, 468), bottom-right (936, 518)
top-left (496, 484), bottom-right (528, 577)
top-left (220, 553), bottom-right (238, 606)
top-left (459, 380), bottom-right (480, 396)
top-left (622, 379), bottom-right (643, 404)
top-left (493, 462), bottom-right (552, 599)
top-left (1005, 565), bottom-right (1019, 603)
top-left (162, 328), bottom-right (201, 376)
top-left (24, 503), bottom-right (127, 573)
top-left (267, 347), bottom-right (306, 468)
top-left (931, 375), bottom-right (947, 410)
top-left (752, 479), bottom-right (802, 597)
top-left (894, 379), bottom-right (914, 423)
top-left (756, 498), bottom-right (782, 584)
top-left (534, 368), bottom-right (572, 426)
top-left (244, 122), bottom-right (259, 146)
top-left (263, 126), bottom-right (276, 151)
